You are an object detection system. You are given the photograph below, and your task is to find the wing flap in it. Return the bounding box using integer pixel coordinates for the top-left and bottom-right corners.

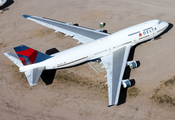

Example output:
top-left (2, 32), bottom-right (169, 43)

top-left (101, 53), bottom-right (113, 105)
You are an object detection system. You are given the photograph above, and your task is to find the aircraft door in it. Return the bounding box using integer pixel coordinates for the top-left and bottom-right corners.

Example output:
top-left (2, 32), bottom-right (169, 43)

top-left (152, 28), bottom-right (156, 38)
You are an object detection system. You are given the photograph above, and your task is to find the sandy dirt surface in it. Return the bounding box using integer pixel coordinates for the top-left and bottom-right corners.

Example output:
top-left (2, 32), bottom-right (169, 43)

top-left (1, 0), bottom-right (175, 120)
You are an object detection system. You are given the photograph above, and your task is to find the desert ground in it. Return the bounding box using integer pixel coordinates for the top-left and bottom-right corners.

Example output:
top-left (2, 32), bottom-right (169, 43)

top-left (0, 0), bottom-right (175, 120)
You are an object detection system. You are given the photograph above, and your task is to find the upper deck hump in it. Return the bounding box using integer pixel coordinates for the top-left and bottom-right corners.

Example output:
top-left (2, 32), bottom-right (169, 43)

top-left (111, 19), bottom-right (159, 36)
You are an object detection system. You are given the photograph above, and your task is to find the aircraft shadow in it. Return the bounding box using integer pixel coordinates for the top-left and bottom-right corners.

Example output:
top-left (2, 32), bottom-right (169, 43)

top-left (117, 23), bottom-right (173, 105)
top-left (40, 48), bottom-right (88, 85)
top-left (0, 0), bottom-right (14, 10)
top-left (41, 69), bottom-right (56, 85)
top-left (41, 47), bottom-right (88, 85)
top-left (41, 48), bottom-right (59, 85)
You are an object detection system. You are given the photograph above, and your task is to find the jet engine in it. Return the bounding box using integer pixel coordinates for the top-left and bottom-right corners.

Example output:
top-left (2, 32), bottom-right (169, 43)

top-left (122, 79), bottom-right (131, 88)
top-left (127, 60), bottom-right (137, 69)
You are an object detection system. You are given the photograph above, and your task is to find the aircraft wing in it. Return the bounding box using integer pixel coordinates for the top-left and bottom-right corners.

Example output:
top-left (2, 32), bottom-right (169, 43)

top-left (101, 45), bottom-right (131, 106)
top-left (23, 15), bottom-right (110, 44)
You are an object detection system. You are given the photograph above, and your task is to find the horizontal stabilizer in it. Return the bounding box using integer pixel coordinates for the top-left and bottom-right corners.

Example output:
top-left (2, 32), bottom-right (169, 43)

top-left (25, 66), bottom-right (45, 86)
top-left (4, 52), bottom-right (23, 67)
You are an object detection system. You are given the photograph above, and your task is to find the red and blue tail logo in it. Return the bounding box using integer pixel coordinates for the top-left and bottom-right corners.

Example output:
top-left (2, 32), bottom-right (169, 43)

top-left (14, 45), bottom-right (51, 66)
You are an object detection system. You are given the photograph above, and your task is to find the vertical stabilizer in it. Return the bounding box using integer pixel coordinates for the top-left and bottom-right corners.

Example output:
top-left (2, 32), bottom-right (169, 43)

top-left (14, 45), bottom-right (51, 66)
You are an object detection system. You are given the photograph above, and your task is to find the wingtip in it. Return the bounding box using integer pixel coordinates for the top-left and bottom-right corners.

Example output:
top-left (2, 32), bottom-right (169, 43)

top-left (108, 104), bottom-right (114, 107)
top-left (23, 14), bottom-right (31, 18)
top-left (3, 52), bottom-right (9, 56)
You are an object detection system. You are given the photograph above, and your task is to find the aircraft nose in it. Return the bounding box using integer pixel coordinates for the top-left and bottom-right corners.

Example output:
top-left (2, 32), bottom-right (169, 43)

top-left (162, 21), bottom-right (169, 28)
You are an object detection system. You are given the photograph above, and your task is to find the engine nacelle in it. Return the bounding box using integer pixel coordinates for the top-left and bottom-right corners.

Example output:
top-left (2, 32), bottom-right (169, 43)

top-left (95, 29), bottom-right (103, 32)
top-left (122, 79), bottom-right (131, 88)
top-left (127, 60), bottom-right (137, 69)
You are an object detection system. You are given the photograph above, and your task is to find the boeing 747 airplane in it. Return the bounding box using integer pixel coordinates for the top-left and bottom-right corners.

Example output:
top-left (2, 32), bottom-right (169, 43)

top-left (4, 15), bottom-right (169, 106)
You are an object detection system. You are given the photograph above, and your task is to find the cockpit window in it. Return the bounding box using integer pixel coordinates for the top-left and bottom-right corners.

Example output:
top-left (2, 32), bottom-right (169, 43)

top-left (158, 21), bottom-right (161, 24)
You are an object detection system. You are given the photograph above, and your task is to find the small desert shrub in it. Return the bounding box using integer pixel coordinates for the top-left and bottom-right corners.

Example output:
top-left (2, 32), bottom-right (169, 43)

top-left (34, 29), bottom-right (54, 37)
top-left (151, 76), bottom-right (175, 106)
top-left (127, 87), bottom-right (140, 97)
top-left (164, 76), bottom-right (175, 87)
top-left (11, 65), bottom-right (25, 79)
top-left (55, 32), bottom-right (66, 39)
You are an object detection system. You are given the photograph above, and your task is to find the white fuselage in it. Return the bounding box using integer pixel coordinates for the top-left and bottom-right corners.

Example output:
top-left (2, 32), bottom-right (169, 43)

top-left (0, 0), bottom-right (7, 7)
top-left (20, 19), bottom-right (169, 72)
